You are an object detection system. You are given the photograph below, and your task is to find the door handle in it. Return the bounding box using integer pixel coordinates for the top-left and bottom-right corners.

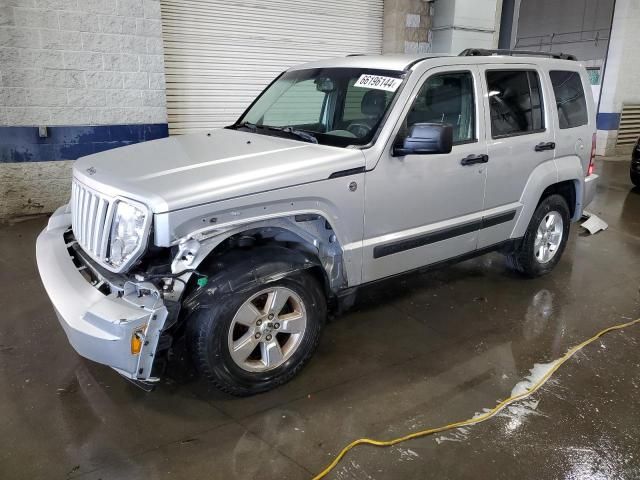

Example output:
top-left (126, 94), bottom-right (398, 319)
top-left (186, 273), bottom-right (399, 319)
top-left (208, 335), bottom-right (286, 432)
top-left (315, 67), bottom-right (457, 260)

top-left (534, 142), bottom-right (556, 152)
top-left (461, 154), bottom-right (489, 166)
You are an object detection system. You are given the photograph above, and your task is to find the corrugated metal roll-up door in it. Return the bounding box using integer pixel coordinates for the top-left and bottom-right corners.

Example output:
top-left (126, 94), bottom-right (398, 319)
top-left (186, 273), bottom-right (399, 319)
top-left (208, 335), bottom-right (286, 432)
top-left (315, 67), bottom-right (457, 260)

top-left (160, 0), bottom-right (384, 134)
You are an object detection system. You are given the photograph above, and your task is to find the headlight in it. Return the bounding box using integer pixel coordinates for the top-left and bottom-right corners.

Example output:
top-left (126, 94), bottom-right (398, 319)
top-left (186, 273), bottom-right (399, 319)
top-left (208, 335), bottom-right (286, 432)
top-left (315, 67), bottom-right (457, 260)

top-left (107, 200), bottom-right (149, 269)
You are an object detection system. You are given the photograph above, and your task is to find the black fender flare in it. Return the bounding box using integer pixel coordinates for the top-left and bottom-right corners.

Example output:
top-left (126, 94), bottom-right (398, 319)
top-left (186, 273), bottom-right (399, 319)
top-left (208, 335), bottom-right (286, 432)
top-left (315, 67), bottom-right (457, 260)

top-left (181, 245), bottom-right (325, 318)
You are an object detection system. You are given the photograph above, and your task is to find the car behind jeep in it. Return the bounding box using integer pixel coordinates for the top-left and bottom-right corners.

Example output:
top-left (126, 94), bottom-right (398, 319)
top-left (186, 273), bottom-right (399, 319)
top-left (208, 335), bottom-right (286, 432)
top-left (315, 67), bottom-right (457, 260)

top-left (37, 50), bottom-right (599, 396)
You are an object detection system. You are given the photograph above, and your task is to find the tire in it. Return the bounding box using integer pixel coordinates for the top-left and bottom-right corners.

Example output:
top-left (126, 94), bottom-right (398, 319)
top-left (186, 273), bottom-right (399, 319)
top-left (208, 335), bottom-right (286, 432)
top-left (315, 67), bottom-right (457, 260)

top-left (188, 269), bottom-right (326, 396)
top-left (631, 170), bottom-right (640, 187)
top-left (506, 194), bottom-right (570, 278)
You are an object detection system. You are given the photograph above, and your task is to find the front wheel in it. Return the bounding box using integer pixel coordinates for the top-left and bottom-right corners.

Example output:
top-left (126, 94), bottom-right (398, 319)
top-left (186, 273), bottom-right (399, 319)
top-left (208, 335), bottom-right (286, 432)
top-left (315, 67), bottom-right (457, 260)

top-left (188, 270), bottom-right (326, 396)
top-left (631, 170), bottom-right (640, 187)
top-left (506, 194), bottom-right (570, 277)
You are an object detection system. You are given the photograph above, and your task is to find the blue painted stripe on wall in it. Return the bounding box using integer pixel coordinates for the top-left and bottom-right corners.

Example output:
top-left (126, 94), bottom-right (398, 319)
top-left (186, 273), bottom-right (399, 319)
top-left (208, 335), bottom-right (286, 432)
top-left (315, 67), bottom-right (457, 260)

top-left (0, 123), bottom-right (169, 163)
top-left (596, 113), bottom-right (621, 131)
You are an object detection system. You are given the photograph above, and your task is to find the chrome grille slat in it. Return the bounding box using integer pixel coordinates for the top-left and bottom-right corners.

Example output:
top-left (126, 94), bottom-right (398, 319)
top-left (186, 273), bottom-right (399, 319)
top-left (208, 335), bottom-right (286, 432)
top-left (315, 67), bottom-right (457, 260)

top-left (73, 183), bottom-right (79, 234)
top-left (87, 194), bottom-right (98, 254)
top-left (92, 198), bottom-right (107, 254)
top-left (82, 188), bottom-right (91, 248)
top-left (76, 186), bottom-right (84, 244)
top-left (99, 201), bottom-right (115, 260)
top-left (71, 183), bottom-right (77, 235)
top-left (70, 180), bottom-right (114, 264)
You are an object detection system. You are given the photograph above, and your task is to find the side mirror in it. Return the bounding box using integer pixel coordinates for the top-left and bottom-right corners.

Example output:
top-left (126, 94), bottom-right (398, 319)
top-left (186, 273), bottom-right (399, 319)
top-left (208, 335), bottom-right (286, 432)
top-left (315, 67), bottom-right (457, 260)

top-left (392, 123), bottom-right (453, 156)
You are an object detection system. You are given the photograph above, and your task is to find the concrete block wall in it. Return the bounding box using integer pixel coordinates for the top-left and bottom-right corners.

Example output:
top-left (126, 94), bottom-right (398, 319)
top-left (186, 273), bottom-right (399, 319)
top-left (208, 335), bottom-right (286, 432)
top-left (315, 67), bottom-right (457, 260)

top-left (0, 0), bottom-right (168, 219)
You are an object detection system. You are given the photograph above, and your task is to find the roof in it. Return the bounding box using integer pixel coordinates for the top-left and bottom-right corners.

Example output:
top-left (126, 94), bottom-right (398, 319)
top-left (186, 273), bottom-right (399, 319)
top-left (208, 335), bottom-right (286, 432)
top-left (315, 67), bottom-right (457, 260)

top-left (287, 54), bottom-right (450, 72)
top-left (287, 53), bottom-right (585, 72)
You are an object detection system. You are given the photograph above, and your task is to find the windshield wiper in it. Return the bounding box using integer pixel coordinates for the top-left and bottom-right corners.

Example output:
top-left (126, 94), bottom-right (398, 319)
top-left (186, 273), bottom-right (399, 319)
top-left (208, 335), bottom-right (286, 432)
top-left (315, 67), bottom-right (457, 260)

top-left (230, 122), bottom-right (317, 144)
top-left (266, 126), bottom-right (318, 144)
top-left (231, 121), bottom-right (258, 132)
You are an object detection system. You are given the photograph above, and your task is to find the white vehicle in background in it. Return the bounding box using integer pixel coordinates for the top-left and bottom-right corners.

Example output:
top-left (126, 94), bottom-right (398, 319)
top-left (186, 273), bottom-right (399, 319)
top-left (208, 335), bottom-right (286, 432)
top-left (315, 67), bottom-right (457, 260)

top-left (37, 49), bottom-right (599, 396)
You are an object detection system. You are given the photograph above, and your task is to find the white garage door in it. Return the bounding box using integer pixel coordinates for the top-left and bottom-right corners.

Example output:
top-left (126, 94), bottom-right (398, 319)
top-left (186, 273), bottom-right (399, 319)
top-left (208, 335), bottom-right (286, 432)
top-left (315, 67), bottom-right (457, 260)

top-left (161, 0), bottom-right (384, 134)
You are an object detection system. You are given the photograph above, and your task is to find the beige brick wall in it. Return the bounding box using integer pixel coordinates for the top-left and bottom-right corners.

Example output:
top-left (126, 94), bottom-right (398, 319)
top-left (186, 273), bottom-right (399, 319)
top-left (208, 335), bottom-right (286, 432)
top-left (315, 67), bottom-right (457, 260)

top-left (383, 0), bottom-right (432, 54)
top-left (0, 0), bottom-right (167, 126)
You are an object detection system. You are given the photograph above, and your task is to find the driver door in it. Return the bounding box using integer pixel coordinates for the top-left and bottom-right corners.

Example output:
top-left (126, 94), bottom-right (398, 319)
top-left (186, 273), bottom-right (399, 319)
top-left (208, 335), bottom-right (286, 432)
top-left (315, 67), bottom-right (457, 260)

top-left (362, 66), bottom-right (488, 283)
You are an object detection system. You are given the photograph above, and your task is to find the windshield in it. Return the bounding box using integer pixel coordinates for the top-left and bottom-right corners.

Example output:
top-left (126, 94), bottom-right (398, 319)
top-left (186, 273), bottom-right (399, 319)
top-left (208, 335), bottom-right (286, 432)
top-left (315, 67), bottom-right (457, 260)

top-left (231, 68), bottom-right (406, 147)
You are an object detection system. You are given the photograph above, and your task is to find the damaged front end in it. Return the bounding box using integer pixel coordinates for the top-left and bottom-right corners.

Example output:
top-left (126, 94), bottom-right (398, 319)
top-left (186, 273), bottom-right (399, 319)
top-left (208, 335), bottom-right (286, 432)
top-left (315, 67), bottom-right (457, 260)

top-left (37, 204), bottom-right (346, 389)
top-left (36, 206), bottom-right (178, 387)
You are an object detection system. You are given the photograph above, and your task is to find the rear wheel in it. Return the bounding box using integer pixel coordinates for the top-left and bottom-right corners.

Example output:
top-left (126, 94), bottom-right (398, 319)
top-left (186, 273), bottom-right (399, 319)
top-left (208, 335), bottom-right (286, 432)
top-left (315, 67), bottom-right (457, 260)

top-left (506, 194), bottom-right (570, 277)
top-left (188, 270), bottom-right (326, 396)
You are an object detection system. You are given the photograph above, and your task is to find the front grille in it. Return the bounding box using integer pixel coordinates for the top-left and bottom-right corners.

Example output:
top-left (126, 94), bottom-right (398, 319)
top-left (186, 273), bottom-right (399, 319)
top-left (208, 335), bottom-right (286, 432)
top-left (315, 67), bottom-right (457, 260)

top-left (70, 180), bottom-right (114, 262)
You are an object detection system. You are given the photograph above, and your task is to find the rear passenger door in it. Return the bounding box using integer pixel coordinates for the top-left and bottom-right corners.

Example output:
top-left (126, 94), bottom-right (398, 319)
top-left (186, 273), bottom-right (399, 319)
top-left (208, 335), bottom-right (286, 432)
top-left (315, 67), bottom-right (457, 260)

top-left (477, 65), bottom-right (556, 249)
top-left (547, 69), bottom-right (593, 175)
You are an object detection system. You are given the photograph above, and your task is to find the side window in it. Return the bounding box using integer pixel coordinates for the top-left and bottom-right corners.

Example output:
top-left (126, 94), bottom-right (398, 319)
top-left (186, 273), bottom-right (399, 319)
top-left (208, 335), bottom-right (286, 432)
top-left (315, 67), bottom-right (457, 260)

top-left (549, 70), bottom-right (588, 129)
top-left (486, 70), bottom-right (544, 137)
top-left (406, 71), bottom-right (476, 144)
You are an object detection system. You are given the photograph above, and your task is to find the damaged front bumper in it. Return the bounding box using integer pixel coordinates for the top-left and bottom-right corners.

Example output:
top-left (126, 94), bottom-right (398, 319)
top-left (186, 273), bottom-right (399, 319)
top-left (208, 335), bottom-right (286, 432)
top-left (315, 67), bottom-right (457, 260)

top-left (36, 205), bottom-right (169, 383)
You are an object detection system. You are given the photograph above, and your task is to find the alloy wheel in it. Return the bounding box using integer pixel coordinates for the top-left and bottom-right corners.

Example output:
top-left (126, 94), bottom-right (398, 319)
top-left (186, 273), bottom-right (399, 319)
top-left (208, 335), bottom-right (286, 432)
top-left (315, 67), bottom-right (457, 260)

top-left (534, 210), bottom-right (564, 263)
top-left (227, 286), bottom-right (307, 372)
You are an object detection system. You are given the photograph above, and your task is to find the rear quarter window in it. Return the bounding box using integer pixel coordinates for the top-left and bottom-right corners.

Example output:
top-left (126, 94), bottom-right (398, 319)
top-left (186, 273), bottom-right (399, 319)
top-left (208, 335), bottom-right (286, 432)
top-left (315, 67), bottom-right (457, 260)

top-left (549, 70), bottom-right (588, 129)
top-left (486, 70), bottom-right (544, 138)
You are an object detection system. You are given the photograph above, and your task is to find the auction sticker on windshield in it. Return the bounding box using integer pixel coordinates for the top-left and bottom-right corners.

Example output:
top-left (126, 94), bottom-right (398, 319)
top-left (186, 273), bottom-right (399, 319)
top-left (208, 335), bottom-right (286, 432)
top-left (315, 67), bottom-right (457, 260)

top-left (354, 74), bottom-right (402, 92)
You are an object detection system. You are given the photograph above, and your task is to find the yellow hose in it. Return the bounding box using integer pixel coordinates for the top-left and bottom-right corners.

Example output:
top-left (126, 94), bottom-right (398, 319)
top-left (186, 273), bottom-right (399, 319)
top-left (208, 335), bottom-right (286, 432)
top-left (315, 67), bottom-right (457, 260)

top-left (312, 317), bottom-right (640, 480)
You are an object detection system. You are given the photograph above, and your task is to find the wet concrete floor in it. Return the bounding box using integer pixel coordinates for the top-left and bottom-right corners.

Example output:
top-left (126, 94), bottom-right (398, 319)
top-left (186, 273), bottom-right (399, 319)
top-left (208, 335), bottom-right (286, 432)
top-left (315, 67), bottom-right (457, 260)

top-left (1, 159), bottom-right (639, 479)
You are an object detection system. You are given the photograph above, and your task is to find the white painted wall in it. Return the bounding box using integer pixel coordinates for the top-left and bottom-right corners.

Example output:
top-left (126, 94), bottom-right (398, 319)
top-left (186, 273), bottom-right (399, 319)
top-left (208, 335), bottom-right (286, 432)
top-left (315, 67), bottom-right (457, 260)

top-left (597, 0), bottom-right (640, 155)
top-left (431, 0), bottom-right (502, 54)
top-left (598, 0), bottom-right (640, 114)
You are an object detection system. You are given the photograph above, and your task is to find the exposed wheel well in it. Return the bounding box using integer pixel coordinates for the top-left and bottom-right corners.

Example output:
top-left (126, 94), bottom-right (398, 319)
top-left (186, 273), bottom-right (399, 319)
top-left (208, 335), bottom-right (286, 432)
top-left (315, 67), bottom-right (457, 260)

top-left (198, 228), bottom-right (333, 293)
top-left (171, 236), bottom-right (335, 349)
top-left (539, 180), bottom-right (577, 218)
top-left (188, 215), bottom-right (346, 299)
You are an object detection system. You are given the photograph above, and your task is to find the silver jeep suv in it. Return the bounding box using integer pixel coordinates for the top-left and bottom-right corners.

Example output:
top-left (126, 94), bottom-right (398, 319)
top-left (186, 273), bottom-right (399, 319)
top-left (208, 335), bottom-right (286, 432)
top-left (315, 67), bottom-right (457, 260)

top-left (37, 50), bottom-right (599, 395)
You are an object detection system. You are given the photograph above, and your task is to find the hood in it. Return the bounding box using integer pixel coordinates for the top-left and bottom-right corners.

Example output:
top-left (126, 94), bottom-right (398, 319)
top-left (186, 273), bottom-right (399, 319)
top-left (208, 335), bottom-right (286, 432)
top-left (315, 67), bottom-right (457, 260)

top-left (73, 128), bottom-right (365, 213)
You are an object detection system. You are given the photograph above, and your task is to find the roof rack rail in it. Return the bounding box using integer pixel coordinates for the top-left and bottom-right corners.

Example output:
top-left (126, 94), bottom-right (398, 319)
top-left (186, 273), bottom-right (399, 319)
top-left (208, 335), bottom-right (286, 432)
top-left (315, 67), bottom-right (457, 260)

top-left (459, 48), bottom-right (577, 61)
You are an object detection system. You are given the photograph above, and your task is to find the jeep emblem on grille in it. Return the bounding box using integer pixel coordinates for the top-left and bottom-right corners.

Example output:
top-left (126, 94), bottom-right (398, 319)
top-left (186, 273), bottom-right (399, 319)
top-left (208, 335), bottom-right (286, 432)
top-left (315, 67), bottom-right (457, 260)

top-left (86, 166), bottom-right (96, 175)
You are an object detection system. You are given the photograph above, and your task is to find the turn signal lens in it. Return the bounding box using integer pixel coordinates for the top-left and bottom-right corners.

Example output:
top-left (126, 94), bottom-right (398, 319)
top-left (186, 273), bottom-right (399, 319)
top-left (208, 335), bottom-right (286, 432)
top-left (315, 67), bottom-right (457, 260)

top-left (131, 328), bottom-right (146, 355)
